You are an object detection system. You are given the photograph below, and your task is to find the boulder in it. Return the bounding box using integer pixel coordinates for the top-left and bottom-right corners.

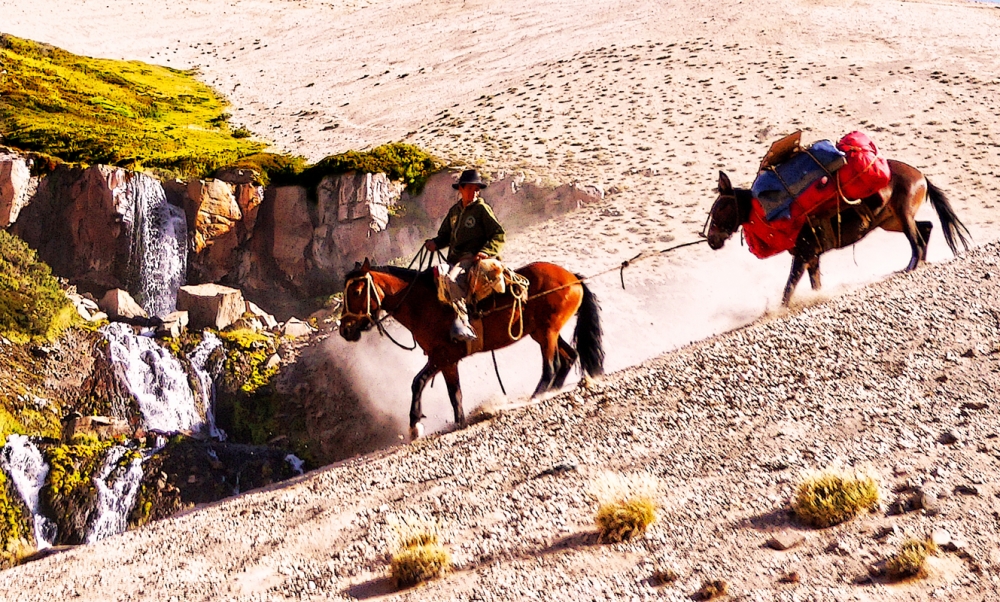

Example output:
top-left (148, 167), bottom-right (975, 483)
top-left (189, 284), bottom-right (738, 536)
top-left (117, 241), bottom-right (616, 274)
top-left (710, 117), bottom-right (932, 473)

top-left (281, 317), bottom-right (315, 338)
top-left (269, 186), bottom-right (314, 283)
top-left (156, 311), bottom-right (190, 339)
top-left (0, 153), bottom-right (34, 228)
top-left (246, 301), bottom-right (278, 330)
top-left (99, 289), bottom-right (148, 320)
top-left (67, 292), bottom-right (103, 322)
top-left (177, 284), bottom-right (245, 330)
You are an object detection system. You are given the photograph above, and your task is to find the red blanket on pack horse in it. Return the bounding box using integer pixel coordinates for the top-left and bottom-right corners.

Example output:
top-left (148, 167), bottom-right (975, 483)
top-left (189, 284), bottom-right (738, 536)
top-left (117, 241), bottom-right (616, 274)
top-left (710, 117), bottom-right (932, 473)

top-left (742, 131), bottom-right (891, 259)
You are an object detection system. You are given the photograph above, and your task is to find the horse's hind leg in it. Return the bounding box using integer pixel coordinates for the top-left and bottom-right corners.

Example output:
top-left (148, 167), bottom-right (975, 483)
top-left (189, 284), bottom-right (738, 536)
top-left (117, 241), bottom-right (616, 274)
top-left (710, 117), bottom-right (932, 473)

top-left (917, 221), bottom-right (933, 261)
top-left (552, 336), bottom-right (579, 389)
top-left (441, 363), bottom-right (465, 427)
top-left (807, 256), bottom-right (822, 291)
top-left (409, 362), bottom-right (438, 440)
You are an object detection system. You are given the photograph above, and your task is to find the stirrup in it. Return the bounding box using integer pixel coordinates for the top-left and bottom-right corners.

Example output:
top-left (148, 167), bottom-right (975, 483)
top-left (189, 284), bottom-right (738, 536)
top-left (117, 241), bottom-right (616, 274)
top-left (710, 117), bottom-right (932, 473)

top-left (450, 319), bottom-right (477, 342)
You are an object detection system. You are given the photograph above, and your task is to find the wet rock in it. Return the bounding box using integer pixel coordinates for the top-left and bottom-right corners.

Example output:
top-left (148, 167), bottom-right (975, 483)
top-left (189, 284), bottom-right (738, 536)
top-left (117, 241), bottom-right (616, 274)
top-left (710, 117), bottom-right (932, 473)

top-left (177, 284), bottom-right (245, 330)
top-left (61, 415), bottom-right (132, 442)
top-left (99, 289), bottom-right (148, 321)
top-left (766, 530), bottom-right (804, 551)
top-left (156, 311), bottom-right (189, 339)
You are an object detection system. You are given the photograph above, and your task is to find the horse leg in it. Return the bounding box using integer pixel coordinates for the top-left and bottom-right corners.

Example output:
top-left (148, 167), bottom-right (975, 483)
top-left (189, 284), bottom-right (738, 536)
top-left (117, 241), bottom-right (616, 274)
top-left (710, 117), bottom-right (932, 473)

top-left (917, 221), bottom-right (933, 262)
top-left (409, 362), bottom-right (438, 440)
top-left (532, 331), bottom-right (559, 397)
top-left (782, 254), bottom-right (808, 306)
top-left (441, 363), bottom-right (465, 427)
top-left (552, 336), bottom-right (579, 389)
top-left (902, 216), bottom-right (925, 271)
top-left (807, 256), bottom-right (822, 291)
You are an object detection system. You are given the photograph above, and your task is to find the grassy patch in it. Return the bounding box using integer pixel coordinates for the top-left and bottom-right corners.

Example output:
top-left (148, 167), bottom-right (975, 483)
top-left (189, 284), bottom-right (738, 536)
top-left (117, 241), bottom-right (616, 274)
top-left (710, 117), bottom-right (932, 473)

top-left (792, 468), bottom-right (880, 528)
top-left (0, 230), bottom-right (77, 343)
top-left (885, 539), bottom-right (937, 581)
top-left (0, 468), bottom-right (35, 568)
top-left (589, 472), bottom-right (659, 543)
top-left (694, 579), bottom-right (729, 600)
top-left (0, 34), bottom-right (264, 178)
top-left (40, 438), bottom-right (113, 544)
top-left (595, 497), bottom-right (657, 543)
top-left (389, 524), bottom-right (451, 588)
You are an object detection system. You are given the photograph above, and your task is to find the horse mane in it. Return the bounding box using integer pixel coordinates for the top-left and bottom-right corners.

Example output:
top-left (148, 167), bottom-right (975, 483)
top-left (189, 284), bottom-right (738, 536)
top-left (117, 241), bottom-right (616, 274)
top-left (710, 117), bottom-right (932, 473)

top-left (343, 264), bottom-right (434, 285)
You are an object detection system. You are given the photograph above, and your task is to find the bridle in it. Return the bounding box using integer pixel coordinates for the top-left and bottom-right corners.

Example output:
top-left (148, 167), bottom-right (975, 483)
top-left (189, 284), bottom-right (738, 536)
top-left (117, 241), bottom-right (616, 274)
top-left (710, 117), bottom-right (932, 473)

top-left (702, 191), bottom-right (739, 238)
top-left (340, 270), bottom-right (418, 351)
top-left (341, 272), bottom-right (384, 325)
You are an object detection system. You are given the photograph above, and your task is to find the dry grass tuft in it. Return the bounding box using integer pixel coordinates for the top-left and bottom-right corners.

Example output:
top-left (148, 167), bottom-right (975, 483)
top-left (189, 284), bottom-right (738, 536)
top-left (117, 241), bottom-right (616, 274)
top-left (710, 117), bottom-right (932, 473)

top-left (649, 565), bottom-right (679, 586)
top-left (792, 468), bottom-right (879, 528)
top-left (595, 497), bottom-right (657, 543)
top-left (589, 472), bottom-right (659, 543)
top-left (694, 579), bottom-right (729, 600)
top-left (387, 519), bottom-right (451, 588)
top-left (885, 539), bottom-right (937, 581)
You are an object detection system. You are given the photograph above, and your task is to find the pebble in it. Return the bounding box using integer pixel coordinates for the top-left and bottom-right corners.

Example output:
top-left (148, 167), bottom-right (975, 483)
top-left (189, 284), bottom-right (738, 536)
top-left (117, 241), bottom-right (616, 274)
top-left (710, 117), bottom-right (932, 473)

top-left (766, 530), bottom-right (804, 551)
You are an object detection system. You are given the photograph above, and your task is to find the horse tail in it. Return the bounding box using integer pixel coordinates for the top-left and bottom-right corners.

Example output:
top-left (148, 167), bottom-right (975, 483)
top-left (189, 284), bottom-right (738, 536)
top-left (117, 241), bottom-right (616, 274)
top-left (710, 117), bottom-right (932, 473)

top-left (572, 276), bottom-right (605, 377)
top-left (926, 179), bottom-right (972, 255)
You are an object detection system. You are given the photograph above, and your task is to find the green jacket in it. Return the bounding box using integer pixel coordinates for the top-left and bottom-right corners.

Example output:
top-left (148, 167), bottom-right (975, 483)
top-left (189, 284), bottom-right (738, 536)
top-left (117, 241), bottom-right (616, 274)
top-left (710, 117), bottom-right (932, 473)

top-left (432, 199), bottom-right (505, 263)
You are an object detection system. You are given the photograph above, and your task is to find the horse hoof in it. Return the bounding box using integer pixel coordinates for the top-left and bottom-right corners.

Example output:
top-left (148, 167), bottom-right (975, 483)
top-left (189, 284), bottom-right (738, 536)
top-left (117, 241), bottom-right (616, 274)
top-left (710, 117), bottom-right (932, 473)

top-left (409, 423), bottom-right (424, 441)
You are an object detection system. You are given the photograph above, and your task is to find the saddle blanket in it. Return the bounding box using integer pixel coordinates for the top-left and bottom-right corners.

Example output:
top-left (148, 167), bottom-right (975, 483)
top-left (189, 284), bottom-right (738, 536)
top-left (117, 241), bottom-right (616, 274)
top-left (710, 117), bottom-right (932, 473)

top-left (743, 131), bottom-right (891, 259)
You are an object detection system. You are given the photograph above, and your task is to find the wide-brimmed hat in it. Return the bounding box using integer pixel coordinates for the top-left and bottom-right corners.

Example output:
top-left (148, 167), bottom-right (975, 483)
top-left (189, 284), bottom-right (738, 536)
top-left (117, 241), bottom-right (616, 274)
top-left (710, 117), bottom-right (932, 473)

top-left (452, 169), bottom-right (488, 189)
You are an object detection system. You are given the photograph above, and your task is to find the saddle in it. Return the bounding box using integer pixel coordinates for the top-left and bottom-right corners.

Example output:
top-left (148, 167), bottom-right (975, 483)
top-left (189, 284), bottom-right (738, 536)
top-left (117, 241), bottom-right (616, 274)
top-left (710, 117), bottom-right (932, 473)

top-left (435, 258), bottom-right (529, 305)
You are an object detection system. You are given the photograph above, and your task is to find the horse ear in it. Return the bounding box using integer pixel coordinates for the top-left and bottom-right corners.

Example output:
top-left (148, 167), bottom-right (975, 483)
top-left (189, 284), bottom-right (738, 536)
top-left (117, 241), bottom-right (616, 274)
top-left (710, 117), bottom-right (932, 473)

top-left (361, 258), bottom-right (371, 272)
top-left (718, 171), bottom-right (732, 194)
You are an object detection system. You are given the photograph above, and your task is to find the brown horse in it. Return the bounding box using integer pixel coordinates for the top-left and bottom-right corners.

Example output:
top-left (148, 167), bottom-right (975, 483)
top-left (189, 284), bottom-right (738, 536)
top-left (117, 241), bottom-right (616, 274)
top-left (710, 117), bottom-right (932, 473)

top-left (705, 160), bottom-right (971, 305)
top-left (339, 259), bottom-right (604, 439)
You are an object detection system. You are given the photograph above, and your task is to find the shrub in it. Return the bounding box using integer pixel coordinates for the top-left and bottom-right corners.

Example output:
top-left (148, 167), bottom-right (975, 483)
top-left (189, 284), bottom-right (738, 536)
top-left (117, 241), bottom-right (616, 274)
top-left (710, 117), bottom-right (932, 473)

top-left (694, 579), bottom-right (729, 600)
top-left (595, 497), bottom-right (657, 543)
top-left (792, 468), bottom-right (879, 528)
top-left (389, 526), bottom-right (451, 588)
top-left (299, 143), bottom-right (441, 194)
top-left (0, 230), bottom-right (77, 343)
top-left (589, 472), bottom-right (659, 543)
top-left (885, 539), bottom-right (937, 581)
top-left (40, 439), bottom-right (113, 544)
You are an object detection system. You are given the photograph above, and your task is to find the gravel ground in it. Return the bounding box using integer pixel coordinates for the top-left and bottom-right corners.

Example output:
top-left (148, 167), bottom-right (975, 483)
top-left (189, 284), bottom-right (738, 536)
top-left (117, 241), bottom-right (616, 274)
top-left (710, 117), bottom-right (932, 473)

top-left (2, 242), bottom-right (999, 601)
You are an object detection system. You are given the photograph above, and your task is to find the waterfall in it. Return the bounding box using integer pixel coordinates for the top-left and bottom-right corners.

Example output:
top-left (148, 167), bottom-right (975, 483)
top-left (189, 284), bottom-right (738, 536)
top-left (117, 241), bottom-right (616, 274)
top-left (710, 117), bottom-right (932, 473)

top-left (118, 173), bottom-right (187, 317)
top-left (285, 454), bottom-right (305, 475)
top-left (189, 331), bottom-right (226, 440)
top-left (103, 323), bottom-right (206, 434)
top-left (86, 446), bottom-right (144, 543)
top-left (0, 435), bottom-right (57, 549)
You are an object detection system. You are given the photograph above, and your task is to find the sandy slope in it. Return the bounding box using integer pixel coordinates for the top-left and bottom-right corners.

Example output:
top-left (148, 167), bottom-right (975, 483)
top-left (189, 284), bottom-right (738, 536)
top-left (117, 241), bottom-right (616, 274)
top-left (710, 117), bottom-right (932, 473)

top-left (3, 0), bottom-right (1000, 598)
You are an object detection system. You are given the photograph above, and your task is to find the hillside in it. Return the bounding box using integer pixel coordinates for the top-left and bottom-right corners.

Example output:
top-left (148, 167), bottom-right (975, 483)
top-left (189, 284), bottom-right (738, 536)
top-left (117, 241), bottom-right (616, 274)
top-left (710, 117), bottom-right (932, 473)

top-left (2, 241), bottom-right (997, 600)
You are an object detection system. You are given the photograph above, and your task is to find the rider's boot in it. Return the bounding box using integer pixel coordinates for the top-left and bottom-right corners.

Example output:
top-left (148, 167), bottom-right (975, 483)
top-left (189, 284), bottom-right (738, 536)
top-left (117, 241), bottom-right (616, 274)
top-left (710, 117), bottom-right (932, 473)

top-left (449, 299), bottom-right (477, 342)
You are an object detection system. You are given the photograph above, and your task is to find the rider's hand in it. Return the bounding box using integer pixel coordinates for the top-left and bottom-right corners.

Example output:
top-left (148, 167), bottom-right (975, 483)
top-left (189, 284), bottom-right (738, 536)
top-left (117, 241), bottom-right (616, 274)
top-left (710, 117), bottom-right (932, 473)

top-left (475, 252), bottom-right (490, 260)
top-left (424, 239), bottom-right (437, 251)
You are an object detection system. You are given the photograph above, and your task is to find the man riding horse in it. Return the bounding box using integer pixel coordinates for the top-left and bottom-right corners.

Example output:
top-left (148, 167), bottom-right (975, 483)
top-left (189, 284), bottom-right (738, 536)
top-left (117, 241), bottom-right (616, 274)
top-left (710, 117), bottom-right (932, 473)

top-left (424, 169), bottom-right (506, 342)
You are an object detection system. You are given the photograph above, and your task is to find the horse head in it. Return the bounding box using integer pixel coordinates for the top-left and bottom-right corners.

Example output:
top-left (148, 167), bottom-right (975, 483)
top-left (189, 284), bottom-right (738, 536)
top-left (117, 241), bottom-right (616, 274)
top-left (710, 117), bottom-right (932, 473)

top-left (705, 171), bottom-right (745, 250)
top-left (339, 258), bottom-right (383, 342)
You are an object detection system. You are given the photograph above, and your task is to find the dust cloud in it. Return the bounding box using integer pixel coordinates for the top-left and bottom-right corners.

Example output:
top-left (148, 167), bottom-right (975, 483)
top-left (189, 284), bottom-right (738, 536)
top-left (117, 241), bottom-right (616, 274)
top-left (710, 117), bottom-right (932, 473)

top-left (322, 200), bottom-right (982, 438)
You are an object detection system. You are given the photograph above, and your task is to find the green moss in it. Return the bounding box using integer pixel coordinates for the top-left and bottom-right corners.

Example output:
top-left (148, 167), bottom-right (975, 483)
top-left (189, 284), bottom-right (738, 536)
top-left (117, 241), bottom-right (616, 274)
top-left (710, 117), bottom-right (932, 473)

top-left (222, 152), bottom-right (308, 187)
top-left (298, 143), bottom-right (441, 195)
top-left (0, 407), bottom-right (26, 447)
top-left (0, 468), bottom-right (34, 567)
top-left (0, 34), bottom-right (264, 178)
top-left (0, 230), bottom-right (78, 343)
top-left (218, 328), bottom-right (271, 351)
top-left (40, 439), bottom-right (113, 544)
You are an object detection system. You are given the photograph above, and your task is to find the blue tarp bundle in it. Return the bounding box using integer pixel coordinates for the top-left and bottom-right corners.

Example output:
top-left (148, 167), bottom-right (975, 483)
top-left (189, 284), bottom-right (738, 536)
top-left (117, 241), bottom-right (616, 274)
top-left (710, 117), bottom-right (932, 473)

top-left (751, 140), bottom-right (847, 221)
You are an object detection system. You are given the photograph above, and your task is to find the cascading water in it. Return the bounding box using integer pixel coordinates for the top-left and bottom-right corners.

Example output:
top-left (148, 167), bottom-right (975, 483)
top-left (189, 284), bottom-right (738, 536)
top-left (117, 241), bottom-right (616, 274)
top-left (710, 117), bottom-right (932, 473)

top-left (118, 173), bottom-right (187, 317)
top-left (103, 322), bottom-right (206, 434)
top-left (189, 331), bottom-right (226, 440)
top-left (0, 435), bottom-right (57, 549)
top-left (86, 446), bottom-right (144, 543)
